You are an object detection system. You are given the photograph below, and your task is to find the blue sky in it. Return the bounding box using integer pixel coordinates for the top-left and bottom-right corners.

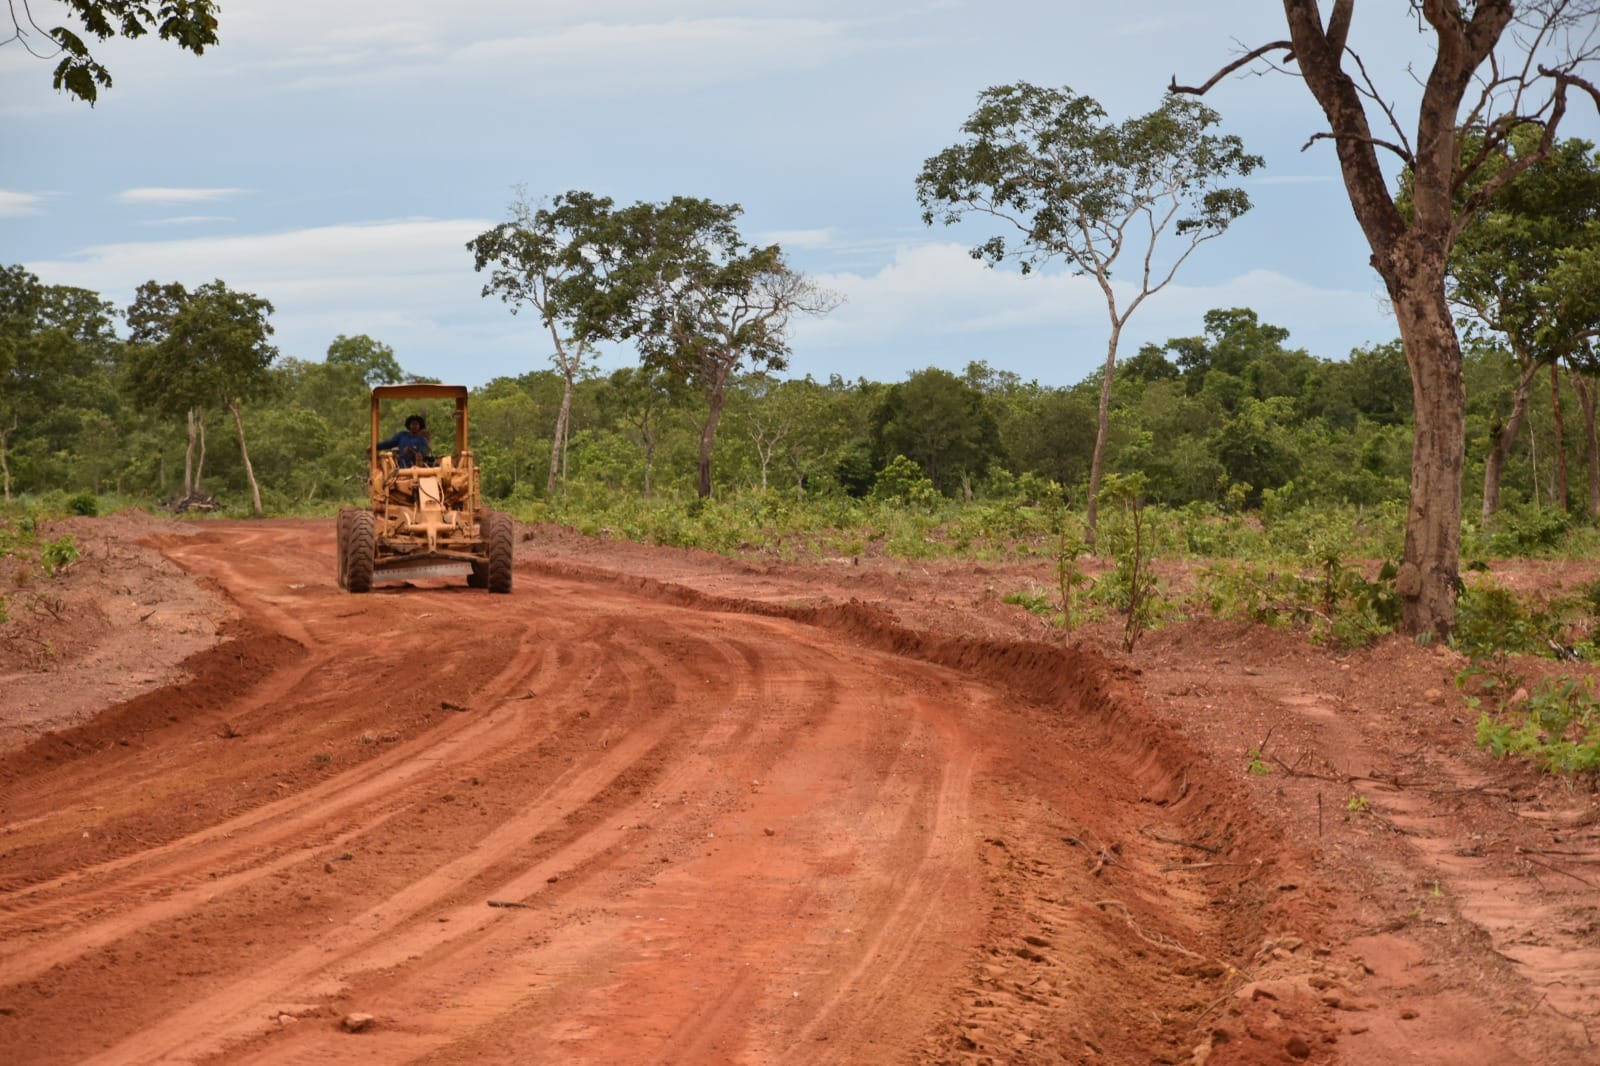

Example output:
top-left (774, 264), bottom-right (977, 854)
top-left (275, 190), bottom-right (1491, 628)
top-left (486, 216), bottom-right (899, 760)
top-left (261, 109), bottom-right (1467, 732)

top-left (4, 1), bottom-right (1597, 389)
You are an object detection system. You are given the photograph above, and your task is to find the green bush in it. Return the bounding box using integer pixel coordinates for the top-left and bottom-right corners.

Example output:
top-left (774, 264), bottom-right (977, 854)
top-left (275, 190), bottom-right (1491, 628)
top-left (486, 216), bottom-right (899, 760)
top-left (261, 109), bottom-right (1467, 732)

top-left (40, 534), bottom-right (80, 576)
top-left (1477, 504), bottom-right (1571, 555)
top-left (1477, 676), bottom-right (1600, 774)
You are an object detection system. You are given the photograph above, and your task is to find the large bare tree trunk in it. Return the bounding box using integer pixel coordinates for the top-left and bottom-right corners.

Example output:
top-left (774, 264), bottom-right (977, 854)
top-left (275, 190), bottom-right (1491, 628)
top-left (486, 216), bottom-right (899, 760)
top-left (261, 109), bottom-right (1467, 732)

top-left (1573, 372), bottom-right (1600, 518)
top-left (1084, 321), bottom-right (1123, 547)
top-left (1385, 248), bottom-right (1465, 640)
top-left (1551, 361), bottom-right (1569, 512)
top-left (1482, 358), bottom-right (1540, 522)
top-left (1271, 0), bottom-right (1513, 638)
top-left (227, 400), bottom-right (264, 516)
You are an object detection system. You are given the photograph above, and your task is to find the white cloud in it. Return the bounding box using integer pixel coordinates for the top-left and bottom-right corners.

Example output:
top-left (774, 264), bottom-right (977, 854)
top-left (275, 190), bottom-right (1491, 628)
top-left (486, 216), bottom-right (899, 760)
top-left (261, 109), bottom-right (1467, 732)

top-left (25, 218), bottom-right (502, 371)
top-left (278, 16), bottom-right (855, 94)
top-left (0, 189), bottom-right (45, 217)
top-left (804, 243), bottom-right (1106, 346)
top-left (790, 242), bottom-right (1395, 382)
top-left (139, 215), bottom-right (236, 226)
top-left (117, 187), bottom-right (247, 204)
top-left (761, 227), bottom-right (835, 249)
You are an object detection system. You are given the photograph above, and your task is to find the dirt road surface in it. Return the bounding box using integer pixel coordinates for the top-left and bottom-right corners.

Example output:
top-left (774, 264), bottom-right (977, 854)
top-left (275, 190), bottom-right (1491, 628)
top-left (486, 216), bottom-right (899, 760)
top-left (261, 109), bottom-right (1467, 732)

top-left (2, 516), bottom-right (1597, 1064)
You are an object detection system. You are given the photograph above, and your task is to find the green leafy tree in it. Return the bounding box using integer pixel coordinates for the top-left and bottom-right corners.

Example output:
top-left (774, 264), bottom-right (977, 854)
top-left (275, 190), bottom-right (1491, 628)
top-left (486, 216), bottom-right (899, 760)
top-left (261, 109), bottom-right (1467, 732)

top-left (1210, 396), bottom-right (1302, 506)
top-left (469, 190), bottom-right (615, 496)
top-left (873, 367), bottom-right (1002, 498)
top-left (325, 334), bottom-right (404, 388)
top-left (595, 365), bottom-right (692, 497)
top-left (917, 83), bottom-right (1260, 543)
top-left (1319, 340), bottom-right (1413, 429)
top-left (1176, 0), bottom-right (1600, 637)
top-left (126, 280), bottom-right (277, 512)
top-left (583, 197), bottom-right (842, 498)
top-left (471, 378), bottom-right (547, 499)
top-left (6, 0), bottom-right (219, 104)
top-left (0, 266), bottom-right (122, 499)
top-left (777, 375), bottom-right (866, 499)
top-left (1435, 134), bottom-right (1600, 520)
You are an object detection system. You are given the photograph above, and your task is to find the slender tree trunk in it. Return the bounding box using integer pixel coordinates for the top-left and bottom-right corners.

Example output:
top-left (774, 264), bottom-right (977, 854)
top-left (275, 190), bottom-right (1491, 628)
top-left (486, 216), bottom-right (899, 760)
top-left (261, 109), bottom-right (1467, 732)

top-left (0, 414), bottom-right (15, 502)
top-left (1482, 357), bottom-right (1540, 522)
top-left (1083, 321), bottom-right (1123, 548)
top-left (1551, 361), bottom-right (1569, 512)
top-left (547, 375), bottom-right (574, 497)
top-left (196, 414), bottom-right (207, 493)
top-left (697, 382), bottom-right (728, 499)
top-left (1390, 264), bottom-right (1465, 640)
top-left (642, 430), bottom-right (655, 497)
top-left (184, 407), bottom-right (198, 497)
top-left (227, 400), bottom-right (264, 516)
top-left (1572, 372), bottom-right (1600, 518)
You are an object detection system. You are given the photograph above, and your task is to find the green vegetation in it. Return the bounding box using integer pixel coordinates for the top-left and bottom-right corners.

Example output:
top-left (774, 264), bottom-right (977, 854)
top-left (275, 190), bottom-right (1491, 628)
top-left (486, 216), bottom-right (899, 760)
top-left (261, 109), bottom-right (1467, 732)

top-left (0, 512), bottom-right (80, 625)
top-left (1453, 578), bottom-right (1600, 777)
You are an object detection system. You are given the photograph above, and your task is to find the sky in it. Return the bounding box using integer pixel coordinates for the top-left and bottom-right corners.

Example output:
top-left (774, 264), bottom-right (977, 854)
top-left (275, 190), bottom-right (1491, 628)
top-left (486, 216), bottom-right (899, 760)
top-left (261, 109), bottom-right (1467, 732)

top-left (4, 1), bottom-right (1598, 390)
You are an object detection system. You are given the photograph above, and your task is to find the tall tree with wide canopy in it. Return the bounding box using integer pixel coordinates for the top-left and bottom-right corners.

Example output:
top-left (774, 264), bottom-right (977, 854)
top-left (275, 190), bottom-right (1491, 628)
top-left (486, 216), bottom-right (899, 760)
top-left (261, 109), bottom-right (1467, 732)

top-left (468, 190), bottom-right (615, 496)
top-left (917, 84), bottom-right (1260, 543)
top-left (585, 197), bottom-right (841, 498)
top-left (126, 280), bottom-right (278, 512)
top-left (1174, 0), bottom-right (1600, 638)
top-left (4, 0), bottom-right (219, 103)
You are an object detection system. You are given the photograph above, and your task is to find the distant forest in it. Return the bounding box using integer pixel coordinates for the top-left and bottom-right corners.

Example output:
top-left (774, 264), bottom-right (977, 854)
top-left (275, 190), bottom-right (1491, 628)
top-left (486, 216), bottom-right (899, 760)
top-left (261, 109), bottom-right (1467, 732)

top-left (0, 263), bottom-right (1586, 525)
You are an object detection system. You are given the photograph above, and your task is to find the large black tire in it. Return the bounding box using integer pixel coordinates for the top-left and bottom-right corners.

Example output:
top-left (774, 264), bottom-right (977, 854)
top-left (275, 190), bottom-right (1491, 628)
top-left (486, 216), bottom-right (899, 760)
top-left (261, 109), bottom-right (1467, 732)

top-left (345, 510), bottom-right (377, 594)
top-left (485, 510), bottom-right (514, 594)
top-left (335, 507), bottom-right (356, 589)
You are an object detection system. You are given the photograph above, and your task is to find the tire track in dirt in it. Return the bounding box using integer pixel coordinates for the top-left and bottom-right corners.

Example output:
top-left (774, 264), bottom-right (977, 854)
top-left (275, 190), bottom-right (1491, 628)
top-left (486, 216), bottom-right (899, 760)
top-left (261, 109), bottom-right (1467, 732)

top-left (1, 521), bottom-right (1298, 1065)
top-left (213, 624), bottom-right (983, 1064)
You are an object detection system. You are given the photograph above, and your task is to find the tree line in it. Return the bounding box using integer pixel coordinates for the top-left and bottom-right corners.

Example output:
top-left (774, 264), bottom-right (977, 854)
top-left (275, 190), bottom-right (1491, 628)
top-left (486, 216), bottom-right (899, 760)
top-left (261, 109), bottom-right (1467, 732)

top-left (1, 258), bottom-right (1590, 528)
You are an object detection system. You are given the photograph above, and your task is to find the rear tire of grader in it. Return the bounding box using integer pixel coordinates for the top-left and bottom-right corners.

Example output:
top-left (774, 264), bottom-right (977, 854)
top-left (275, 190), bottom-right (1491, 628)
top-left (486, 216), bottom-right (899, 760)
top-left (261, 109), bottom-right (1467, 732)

top-left (335, 507), bottom-right (358, 589)
top-left (345, 509), bottom-right (377, 594)
top-left (485, 510), bottom-right (514, 594)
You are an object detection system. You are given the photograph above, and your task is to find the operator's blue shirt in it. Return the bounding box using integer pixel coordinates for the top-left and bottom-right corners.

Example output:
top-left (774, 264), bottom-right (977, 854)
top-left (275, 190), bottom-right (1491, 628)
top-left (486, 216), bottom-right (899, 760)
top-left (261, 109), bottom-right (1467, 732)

top-left (378, 429), bottom-right (431, 467)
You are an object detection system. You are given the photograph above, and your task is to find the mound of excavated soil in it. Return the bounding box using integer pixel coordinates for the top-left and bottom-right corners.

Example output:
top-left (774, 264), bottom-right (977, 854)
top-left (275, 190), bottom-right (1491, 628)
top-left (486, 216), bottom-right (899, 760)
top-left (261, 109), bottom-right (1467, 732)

top-left (0, 515), bottom-right (1595, 1065)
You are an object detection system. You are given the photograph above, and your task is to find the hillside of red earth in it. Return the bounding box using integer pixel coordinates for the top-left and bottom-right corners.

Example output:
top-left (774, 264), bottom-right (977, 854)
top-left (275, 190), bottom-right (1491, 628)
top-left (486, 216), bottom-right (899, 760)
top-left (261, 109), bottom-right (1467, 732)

top-left (1, 512), bottom-right (1596, 1064)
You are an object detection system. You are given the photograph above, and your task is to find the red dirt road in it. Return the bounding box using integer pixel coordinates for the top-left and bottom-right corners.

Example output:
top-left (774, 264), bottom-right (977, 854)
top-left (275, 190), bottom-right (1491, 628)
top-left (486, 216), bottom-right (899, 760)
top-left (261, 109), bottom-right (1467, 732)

top-left (1, 518), bottom-right (1596, 1064)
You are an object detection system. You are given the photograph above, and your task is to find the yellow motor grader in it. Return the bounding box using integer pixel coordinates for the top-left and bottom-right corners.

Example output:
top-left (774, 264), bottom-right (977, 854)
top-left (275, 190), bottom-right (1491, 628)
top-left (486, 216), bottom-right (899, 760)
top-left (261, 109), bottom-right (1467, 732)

top-left (336, 384), bottom-right (514, 593)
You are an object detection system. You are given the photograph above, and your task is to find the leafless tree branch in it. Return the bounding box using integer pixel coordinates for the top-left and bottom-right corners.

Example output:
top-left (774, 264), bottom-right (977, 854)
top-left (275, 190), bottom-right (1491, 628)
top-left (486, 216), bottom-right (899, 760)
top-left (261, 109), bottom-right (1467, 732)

top-left (1169, 40), bottom-right (1295, 95)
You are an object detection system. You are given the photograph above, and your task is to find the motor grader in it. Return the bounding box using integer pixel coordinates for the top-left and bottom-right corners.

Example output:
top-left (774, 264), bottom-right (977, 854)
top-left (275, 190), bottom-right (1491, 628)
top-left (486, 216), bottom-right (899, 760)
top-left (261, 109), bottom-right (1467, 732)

top-left (336, 384), bottom-right (514, 593)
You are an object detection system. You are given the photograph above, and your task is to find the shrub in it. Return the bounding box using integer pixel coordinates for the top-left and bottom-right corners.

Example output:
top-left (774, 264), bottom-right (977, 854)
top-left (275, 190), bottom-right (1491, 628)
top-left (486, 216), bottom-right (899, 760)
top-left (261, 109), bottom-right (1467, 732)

top-left (1476, 676), bottom-right (1600, 774)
